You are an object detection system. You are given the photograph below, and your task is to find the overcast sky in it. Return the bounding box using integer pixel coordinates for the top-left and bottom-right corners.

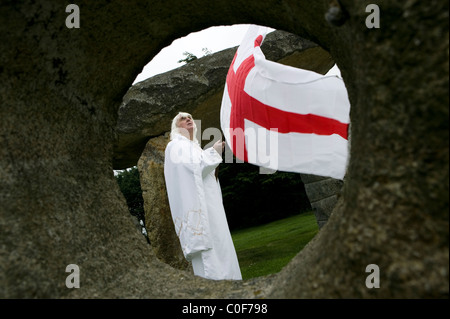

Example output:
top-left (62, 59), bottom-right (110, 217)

top-left (133, 24), bottom-right (340, 84)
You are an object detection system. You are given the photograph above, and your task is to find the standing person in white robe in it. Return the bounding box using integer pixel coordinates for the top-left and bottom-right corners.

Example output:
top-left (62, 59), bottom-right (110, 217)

top-left (164, 112), bottom-right (242, 281)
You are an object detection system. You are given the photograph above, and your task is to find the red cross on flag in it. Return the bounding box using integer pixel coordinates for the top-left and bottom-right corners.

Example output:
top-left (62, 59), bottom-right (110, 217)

top-left (220, 25), bottom-right (351, 180)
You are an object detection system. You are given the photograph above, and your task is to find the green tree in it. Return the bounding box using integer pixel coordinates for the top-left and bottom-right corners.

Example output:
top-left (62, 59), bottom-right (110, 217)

top-left (115, 167), bottom-right (145, 221)
top-left (114, 162), bottom-right (311, 232)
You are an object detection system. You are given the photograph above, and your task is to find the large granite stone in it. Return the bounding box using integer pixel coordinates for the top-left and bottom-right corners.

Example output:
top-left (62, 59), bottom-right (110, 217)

top-left (137, 134), bottom-right (190, 271)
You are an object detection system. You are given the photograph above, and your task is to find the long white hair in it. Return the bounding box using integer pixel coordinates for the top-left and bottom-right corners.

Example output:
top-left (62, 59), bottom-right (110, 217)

top-left (169, 112), bottom-right (199, 144)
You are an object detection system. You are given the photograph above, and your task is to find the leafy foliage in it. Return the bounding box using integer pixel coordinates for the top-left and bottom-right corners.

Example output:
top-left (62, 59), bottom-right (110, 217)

top-left (177, 51), bottom-right (198, 64)
top-left (115, 167), bottom-right (145, 221)
top-left (177, 47), bottom-right (212, 64)
top-left (218, 160), bottom-right (311, 230)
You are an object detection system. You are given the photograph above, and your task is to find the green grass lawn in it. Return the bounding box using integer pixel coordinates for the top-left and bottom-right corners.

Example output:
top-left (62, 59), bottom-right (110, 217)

top-left (231, 211), bottom-right (318, 280)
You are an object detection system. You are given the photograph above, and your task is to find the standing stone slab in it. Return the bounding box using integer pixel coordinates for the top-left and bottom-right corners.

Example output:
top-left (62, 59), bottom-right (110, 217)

top-left (137, 135), bottom-right (190, 271)
top-left (1, 0), bottom-right (447, 299)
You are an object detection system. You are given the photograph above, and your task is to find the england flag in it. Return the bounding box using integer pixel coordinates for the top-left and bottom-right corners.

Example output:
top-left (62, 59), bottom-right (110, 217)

top-left (220, 25), bottom-right (351, 180)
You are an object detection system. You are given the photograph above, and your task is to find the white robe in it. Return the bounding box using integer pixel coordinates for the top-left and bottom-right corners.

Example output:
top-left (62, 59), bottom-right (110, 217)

top-left (164, 134), bottom-right (242, 280)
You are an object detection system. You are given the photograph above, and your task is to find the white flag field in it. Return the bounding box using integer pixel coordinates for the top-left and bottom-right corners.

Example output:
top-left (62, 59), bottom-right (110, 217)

top-left (220, 25), bottom-right (351, 180)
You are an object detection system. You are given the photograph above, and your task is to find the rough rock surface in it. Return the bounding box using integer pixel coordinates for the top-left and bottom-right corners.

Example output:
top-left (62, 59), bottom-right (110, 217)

top-left (1, 0), bottom-right (448, 299)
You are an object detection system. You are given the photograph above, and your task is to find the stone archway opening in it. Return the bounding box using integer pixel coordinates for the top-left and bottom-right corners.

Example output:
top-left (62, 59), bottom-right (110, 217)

top-left (4, 1), bottom-right (446, 299)
top-left (115, 24), bottom-right (345, 280)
